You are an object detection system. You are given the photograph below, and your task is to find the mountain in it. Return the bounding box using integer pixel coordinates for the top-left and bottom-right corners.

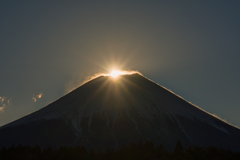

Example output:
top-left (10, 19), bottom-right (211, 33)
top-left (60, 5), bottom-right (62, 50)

top-left (0, 73), bottom-right (240, 151)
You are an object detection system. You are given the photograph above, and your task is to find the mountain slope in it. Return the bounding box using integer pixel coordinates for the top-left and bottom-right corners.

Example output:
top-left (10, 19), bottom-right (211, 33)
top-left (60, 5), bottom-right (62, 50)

top-left (0, 73), bottom-right (240, 151)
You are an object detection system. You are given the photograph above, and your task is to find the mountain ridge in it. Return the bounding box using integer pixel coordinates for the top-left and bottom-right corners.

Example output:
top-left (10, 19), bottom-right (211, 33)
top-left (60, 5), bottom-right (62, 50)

top-left (0, 73), bottom-right (240, 151)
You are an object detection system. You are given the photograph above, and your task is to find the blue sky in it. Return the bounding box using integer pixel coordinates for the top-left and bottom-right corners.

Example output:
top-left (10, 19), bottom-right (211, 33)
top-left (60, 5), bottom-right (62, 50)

top-left (0, 1), bottom-right (240, 127)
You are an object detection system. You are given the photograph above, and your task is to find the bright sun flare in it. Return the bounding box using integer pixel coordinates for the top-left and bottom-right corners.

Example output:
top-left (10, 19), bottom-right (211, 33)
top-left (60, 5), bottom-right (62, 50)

top-left (110, 70), bottom-right (122, 77)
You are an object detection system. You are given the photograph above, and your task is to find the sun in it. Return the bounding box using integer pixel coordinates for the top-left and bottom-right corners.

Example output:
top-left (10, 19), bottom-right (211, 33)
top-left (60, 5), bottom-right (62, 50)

top-left (108, 70), bottom-right (138, 78)
top-left (110, 70), bottom-right (122, 78)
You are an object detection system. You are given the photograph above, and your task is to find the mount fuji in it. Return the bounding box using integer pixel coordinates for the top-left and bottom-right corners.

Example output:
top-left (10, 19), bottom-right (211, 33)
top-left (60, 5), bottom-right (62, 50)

top-left (1, 73), bottom-right (240, 151)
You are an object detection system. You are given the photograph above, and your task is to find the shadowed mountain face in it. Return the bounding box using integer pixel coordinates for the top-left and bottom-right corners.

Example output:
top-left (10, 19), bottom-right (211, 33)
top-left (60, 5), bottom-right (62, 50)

top-left (1, 74), bottom-right (240, 151)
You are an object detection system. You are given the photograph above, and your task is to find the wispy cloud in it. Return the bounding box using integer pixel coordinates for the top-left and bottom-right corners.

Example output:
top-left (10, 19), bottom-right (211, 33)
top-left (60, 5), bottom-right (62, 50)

top-left (65, 70), bottom-right (141, 94)
top-left (32, 93), bottom-right (43, 102)
top-left (0, 96), bottom-right (11, 113)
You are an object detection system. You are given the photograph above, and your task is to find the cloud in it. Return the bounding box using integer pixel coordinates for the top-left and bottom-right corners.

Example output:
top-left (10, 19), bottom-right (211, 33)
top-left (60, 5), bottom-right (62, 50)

top-left (65, 70), bottom-right (142, 94)
top-left (0, 96), bottom-right (11, 113)
top-left (32, 93), bottom-right (43, 102)
top-left (0, 107), bottom-right (4, 113)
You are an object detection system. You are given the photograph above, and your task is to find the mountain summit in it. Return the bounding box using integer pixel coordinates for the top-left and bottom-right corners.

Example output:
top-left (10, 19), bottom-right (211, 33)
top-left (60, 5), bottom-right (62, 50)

top-left (1, 73), bottom-right (240, 151)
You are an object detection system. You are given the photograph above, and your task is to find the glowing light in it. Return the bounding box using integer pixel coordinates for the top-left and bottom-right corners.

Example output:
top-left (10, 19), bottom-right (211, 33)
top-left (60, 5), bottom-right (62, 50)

top-left (110, 70), bottom-right (122, 77)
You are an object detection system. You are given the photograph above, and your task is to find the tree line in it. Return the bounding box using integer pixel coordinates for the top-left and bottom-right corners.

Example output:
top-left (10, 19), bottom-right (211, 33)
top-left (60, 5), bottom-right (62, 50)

top-left (0, 140), bottom-right (239, 160)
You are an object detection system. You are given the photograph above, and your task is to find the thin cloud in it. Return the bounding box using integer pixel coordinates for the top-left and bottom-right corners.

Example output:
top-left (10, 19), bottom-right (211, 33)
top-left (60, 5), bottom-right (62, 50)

top-left (0, 96), bottom-right (11, 113)
top-left (65, 70), bottom-right (141, 94)
top-left (32, 93), bottom-right (43, 102)
top-left (0, 96), bottom-right (5, 103)
top-left (0, 107), bottom-right (4, 113)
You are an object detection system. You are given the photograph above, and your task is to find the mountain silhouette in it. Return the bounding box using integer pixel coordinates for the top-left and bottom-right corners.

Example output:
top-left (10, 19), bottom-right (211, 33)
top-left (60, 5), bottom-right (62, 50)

top-left (1, 73), bottom-right (240, 151)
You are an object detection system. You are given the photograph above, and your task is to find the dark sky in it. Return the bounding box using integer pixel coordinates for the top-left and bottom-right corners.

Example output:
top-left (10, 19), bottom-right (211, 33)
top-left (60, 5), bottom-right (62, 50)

top-left (1, 1), bottom-right (240, 127)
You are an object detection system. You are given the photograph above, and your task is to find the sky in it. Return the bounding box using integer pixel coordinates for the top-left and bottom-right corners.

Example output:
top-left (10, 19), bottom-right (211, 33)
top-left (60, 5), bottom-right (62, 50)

top-left (0, 1), bottom-right (240, 127)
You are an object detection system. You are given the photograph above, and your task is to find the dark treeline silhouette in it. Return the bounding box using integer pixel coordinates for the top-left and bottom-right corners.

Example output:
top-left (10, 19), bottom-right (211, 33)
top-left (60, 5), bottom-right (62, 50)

top-left (0, 140), bottom-right (240, 160)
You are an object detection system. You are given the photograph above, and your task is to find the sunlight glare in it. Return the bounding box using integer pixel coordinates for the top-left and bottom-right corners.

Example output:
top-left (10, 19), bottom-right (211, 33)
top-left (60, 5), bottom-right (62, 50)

top-left (110, 70), bottom-right (122, 78)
